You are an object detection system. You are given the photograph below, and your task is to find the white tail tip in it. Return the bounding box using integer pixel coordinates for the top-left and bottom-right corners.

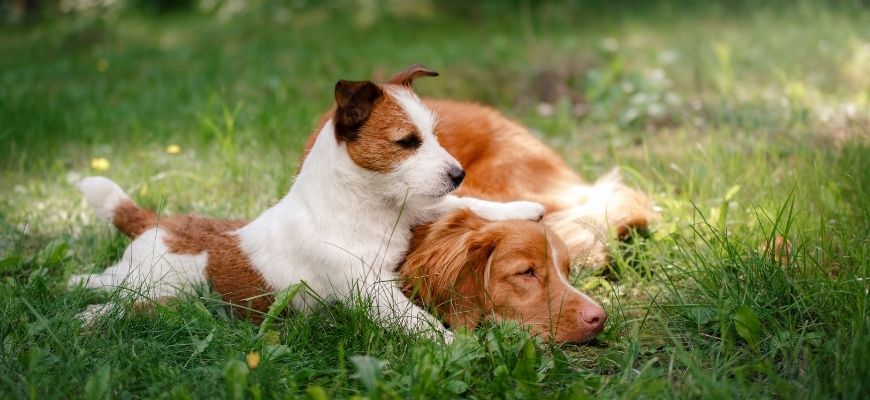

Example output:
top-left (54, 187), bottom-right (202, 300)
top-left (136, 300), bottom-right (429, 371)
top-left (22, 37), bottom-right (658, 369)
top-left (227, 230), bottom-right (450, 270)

top-left (76, 176), bottom-right (131, 220)
top-left (595, 168), bottom-right (623, 185)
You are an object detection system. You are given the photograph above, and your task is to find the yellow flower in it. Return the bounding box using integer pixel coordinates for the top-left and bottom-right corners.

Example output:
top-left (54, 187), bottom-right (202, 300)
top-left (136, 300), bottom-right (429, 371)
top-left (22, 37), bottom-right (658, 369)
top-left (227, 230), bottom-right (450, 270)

top-left (165, 144), bottom-right (182, 155)
top-left (96, 58), bottom-right (109, 72)
top-left (246, 351), bottom-right (260, 369)
top-left (90, 157), bottom-right (110, 171)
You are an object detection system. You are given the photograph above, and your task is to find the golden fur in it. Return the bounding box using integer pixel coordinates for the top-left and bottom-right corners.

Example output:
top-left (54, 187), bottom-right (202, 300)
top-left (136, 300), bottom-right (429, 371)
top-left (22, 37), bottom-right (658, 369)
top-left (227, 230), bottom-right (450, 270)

top-left (400, 209), bottom-right (606, 343)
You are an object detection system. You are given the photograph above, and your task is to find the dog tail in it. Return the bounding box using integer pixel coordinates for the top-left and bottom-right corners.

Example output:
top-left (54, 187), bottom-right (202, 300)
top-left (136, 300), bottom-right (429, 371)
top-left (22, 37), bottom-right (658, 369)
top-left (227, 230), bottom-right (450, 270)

top-left (542, 168), bottom-right (656, 267)
top-left (76, 176), bottom-right (157, 239)
top-left (590, 169), bottom-right (656, 239)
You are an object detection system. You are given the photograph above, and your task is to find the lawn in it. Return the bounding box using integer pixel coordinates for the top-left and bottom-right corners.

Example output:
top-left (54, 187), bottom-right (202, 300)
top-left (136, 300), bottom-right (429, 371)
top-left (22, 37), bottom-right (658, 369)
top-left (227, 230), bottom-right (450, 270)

top-left (1, 1), bottom-right (869, 398)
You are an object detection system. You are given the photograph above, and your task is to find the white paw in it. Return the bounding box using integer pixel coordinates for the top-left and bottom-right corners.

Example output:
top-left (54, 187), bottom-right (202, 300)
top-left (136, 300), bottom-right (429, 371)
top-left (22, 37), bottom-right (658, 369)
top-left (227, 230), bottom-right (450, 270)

top-left (479, 201), bottom-right (545, 222)
top-left (76, 303), bottom-right (122, 326)
top-left (441, 329), bottom-right (455, 344)
top-left (421, 327), bottom-right (454, 344)
top-left (67, 274), bottom-right (87, 288)
top-left (68, 273), bottom-right (115, 290)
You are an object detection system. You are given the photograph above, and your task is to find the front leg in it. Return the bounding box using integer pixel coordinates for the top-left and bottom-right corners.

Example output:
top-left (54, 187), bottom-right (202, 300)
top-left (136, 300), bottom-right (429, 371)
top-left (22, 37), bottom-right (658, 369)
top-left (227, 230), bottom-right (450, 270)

top-left (418, 195), bottom-right (544, 223)
top-left (368, 279), bottom-right (454, 343)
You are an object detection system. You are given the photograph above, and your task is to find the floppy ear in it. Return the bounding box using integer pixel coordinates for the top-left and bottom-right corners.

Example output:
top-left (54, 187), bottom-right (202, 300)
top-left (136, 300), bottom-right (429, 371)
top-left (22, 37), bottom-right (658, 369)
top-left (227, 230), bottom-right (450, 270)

top-left (333, 80), bottom-right (383, 141)
top-left (387, 63), bottom-right (439, 87)
top-left (443, 230), bottom-right (497, 330)
top-left (399, 210), bottom-right (497, 330)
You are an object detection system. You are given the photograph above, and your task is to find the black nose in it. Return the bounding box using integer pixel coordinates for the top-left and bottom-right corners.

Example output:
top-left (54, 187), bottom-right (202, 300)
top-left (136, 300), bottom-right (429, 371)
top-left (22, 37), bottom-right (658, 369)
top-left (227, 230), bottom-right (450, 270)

top-left (448, 166), bottom-right (465, 187)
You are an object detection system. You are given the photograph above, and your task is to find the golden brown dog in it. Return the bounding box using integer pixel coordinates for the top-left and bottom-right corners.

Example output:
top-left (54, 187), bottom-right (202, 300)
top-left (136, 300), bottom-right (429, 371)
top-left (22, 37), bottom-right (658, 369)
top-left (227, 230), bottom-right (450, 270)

top-left (400, 209), bottom-right (606, 343)
top-left (423, 99), bottom-right (654, 267)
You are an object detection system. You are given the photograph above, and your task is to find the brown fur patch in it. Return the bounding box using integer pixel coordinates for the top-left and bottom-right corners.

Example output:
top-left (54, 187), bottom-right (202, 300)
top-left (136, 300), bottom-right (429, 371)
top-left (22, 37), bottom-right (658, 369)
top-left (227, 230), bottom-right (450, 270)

top-left (343, 89), bottom-right (420, 172)
top-left (160, 216), bottom-right (274, 321)
top-left (112, 199), bottom-right (157, 239)
top-left (110, 202), bottom-right (273, 321)
top-left (425, 100), bottom-right (585, 210)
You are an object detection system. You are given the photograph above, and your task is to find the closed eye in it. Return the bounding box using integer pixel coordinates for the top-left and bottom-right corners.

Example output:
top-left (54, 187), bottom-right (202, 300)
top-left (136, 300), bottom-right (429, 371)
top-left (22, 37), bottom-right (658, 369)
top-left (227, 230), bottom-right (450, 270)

top-left (517, 267), bottom-right (535, 278)
top-left (395, 133), bottom-right (421, 149)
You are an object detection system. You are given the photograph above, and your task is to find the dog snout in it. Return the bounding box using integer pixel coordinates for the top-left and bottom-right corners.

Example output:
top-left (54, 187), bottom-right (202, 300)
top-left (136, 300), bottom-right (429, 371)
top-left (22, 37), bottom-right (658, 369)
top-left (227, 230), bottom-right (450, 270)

top-left (581, 304), bottom-right (607, 333)
top-left (447, 165), bottom-right (465, 188)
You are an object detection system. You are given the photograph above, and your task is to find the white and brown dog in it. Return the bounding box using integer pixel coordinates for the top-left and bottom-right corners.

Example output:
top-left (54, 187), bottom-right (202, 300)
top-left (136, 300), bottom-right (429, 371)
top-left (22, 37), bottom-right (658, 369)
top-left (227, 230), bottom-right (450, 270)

top-left (69, 65), bottom-right (544, 342)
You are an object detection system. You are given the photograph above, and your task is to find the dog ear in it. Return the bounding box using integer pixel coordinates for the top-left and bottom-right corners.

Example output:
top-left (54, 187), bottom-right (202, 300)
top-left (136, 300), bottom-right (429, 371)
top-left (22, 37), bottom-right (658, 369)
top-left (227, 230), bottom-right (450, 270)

top-left (399, 210), bottom-right (496, 330)
top-left (443, 228), bottom-right (498, 330)
top-left (387, 64), bottom-right (439, 87)
top-left (333, 80), bottom-right (383, 141)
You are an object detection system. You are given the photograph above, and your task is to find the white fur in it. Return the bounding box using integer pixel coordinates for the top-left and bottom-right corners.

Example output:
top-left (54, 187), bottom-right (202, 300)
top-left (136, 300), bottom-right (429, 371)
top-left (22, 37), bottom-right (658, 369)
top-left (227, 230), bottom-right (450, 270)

top-left (69, 227), bottom-right (208, 325)
top-left (72, 88), bottom-right (544, 342)
top-left (387, 86), bottom-right (440, 137)
top-left (76, 176), bottom-right (131, 220)
top-left (558, 169), bottom-right (627, 225)
top-left (543, 169), bottom-right (641, 267)
top-left (389, 87), bottom-right (436, 136)
top-left (75, 303), bottom-right (122, 326)
top-left (69, 228), bottom-right (208, 298)
top-left (550, 239), bottom-right (600, 310)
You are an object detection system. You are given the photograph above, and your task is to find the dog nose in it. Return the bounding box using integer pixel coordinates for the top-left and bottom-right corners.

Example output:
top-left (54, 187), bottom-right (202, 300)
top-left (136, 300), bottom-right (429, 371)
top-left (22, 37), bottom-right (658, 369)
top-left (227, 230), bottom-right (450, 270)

top-left (447, 166), bottom-right (465, 187)
top-left (581, 305), bottom-right (607, 332)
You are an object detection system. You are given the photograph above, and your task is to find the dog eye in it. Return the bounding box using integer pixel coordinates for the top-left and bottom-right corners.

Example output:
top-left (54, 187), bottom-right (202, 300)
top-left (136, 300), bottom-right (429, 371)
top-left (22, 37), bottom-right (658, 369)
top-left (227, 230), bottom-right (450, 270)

top-left (517, 267), bottom-right (535, 277)
top-left (395, 134), bottom-right (421, 149)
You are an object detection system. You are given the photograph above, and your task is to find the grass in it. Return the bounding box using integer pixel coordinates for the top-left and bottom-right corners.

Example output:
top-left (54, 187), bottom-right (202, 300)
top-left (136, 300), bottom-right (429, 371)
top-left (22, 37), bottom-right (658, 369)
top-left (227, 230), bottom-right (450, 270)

top-left (1, 0), bottom-right (869, 398)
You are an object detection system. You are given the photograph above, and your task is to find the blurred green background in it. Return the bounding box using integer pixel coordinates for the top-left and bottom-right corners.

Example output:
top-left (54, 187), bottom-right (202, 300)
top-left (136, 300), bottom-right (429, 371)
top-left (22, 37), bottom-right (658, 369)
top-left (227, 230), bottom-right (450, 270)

top-left (1, 1), bottom-right (869, 398)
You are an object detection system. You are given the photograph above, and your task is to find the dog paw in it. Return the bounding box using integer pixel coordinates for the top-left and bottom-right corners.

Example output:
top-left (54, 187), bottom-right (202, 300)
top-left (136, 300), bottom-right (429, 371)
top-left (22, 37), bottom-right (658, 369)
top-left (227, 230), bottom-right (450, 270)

top-left (67, 273), bottom-right (92, 288)
top-left (412, 318), bottom-right (455, 344)
top-left (423, 327), bottom-right (455, 344)
top-left (76, 303), bottom-right (122, 327)
top-left (441, 329), bottom-right (455, 344)
top-left (480, 201), bottom-right (545, 221)
top-left (510, 201), bottom-right (546, 221)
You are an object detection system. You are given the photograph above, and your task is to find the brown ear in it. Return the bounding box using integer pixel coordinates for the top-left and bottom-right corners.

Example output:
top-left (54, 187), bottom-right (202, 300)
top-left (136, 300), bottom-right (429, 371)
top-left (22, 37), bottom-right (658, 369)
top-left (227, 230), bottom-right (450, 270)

top-left (387, 63), bottom-right (439, 87)
top-left (399, 209), bottom-right (496, 330)
top-left (334, 80), bottom-right (383, 141)
top-left (442, 232), bottom-right (496, 330)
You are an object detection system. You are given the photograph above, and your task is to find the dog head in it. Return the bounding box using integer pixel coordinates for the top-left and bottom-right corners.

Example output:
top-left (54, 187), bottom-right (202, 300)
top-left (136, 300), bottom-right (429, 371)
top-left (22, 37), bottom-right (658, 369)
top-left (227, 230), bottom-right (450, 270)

top-left (400, 209), bottom-right (607, 343)
top-left (331, 64), bottom-right (463, 204)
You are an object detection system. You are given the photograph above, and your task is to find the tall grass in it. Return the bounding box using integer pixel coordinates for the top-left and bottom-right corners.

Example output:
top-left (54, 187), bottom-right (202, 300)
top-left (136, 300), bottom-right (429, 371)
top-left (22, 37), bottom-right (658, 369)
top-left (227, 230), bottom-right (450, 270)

top-left (1, 1), bottom-right (868, 398)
